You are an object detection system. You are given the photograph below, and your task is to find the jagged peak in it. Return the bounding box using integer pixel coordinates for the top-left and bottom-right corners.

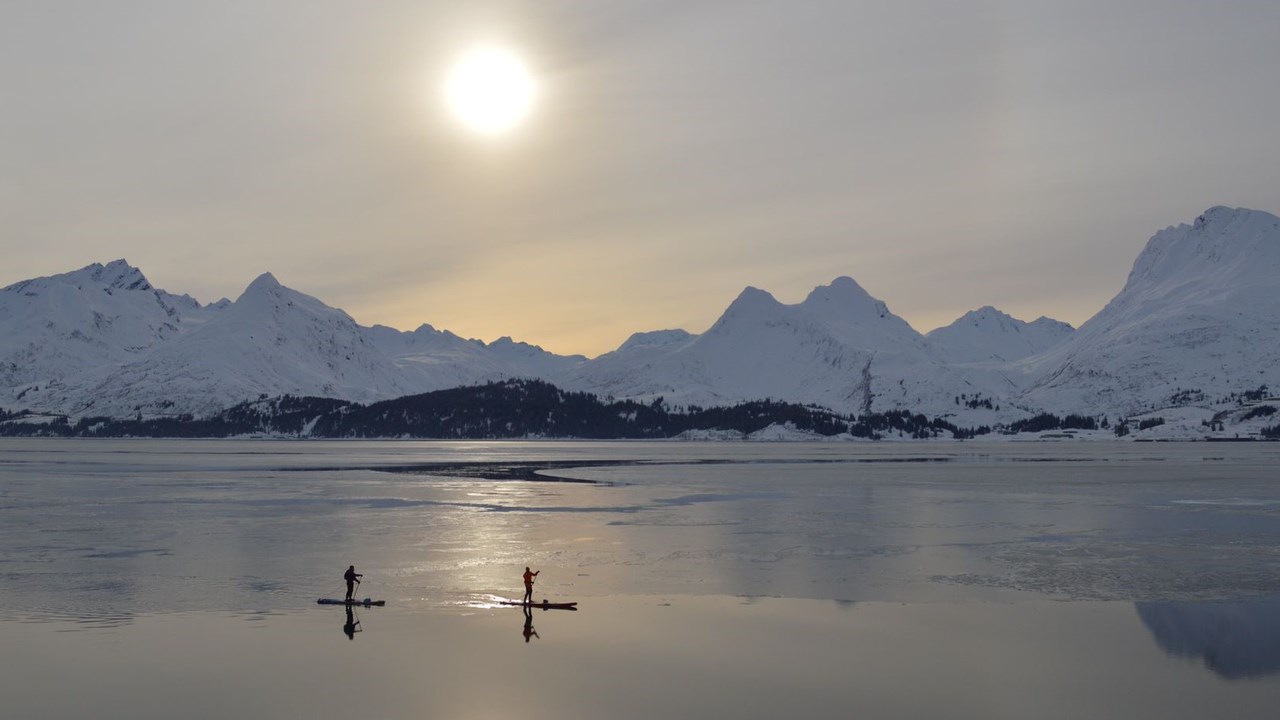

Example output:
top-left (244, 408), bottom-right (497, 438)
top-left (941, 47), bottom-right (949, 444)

top-left (93, 259), bottom-right (151, 290)
top-left (3, 259), bottom-right (153, 294)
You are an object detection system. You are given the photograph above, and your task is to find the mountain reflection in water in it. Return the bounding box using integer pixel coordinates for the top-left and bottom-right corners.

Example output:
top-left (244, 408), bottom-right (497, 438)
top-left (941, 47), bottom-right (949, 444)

top-left (1137, 597), bottom-right (1280, 679)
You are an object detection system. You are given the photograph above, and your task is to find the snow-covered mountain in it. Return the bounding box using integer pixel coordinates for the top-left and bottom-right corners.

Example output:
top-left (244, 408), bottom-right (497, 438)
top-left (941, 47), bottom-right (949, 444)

top-left (560, 276), bottom-right (1009, 416)
top-left (36, 272), bottom-right (423, 417)
top-left (927, 307), bottom-right (1074, 364)
top-left (1020, 206), bottom-right (1280, 416)
top-left (2, 263), bottom-right (581, 418)
top-left (0, 260), bottom-right (218, 402)
top-left (366, 323), bottom-right (584, 396)
top-left (4, 206), bottom-right (1279, 426)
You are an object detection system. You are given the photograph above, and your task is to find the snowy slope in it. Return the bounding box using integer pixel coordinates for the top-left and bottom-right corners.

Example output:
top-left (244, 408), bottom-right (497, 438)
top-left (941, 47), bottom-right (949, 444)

top-left (927, 307), bottom-right (1074, 364)
top-left (1020, 206), bottom-right (1280, 416)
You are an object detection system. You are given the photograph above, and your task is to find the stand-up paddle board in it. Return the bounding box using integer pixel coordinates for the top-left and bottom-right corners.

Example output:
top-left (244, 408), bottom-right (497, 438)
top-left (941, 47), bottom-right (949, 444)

top-left (318, 598), bottom-right (386, 607)
top-left (499, 600), bottom-right (578, 610)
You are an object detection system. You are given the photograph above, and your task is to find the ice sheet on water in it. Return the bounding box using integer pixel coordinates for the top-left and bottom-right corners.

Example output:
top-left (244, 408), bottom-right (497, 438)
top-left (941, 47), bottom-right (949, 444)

top-left (3, 439), bottom-right (1280, 615)
top-left (934, 535), bottom-right (1280, 601)
top-left (1170, 498), bottom-right (1280, 507)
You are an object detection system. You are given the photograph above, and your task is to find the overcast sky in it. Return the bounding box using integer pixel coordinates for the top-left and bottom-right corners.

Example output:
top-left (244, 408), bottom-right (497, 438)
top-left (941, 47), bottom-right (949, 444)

top-left (3, 1), bottom-right (1279, 356)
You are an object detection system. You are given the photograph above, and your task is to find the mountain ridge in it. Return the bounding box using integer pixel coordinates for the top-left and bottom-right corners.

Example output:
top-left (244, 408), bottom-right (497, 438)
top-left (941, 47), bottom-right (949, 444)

top-left (3, 206), bottom-right (1278, 432)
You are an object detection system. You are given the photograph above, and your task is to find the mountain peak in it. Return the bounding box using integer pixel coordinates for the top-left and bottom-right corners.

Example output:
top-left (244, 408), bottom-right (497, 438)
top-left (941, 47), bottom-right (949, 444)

top-left (1029, 316), bottom-right (1074, 333)
top-left (230, 272), bottom-right (348, 323)
top-left (929, 306), bottom-right (1018, 337)
top-left (71, 259), bottom-right (151, 291)
top-left (246, 272), bottom-right (282, 292)
top-left (1126, 206), bottom-right (1280, 291)
top-left (2, 259), bottom-right (153, 295)
top-left (959, 306), bottom-right (1009, 322)
top-left (235, 272), bottom-right (291, 304)
top-left (799, 275), bottom-right (909, 331)
top-left (936, 306), bottom-right (1072, 337)
top-left (927, 305), bottom-right (1074, 363)
top-left (801, 276), bottom-right (874, 309)
top-left (1195, 205), bottom-right (1250, 228)
top-left (725, 286), bottom-right (782, 312)
top-left (93, 259), bottom-right (152, 292)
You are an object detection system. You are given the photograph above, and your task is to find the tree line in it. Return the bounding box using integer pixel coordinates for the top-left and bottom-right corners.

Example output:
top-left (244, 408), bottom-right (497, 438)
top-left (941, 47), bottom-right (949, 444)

top-left (0, 379), bottom-right (988, 440)
top-left (4, 379), bottom-right (1276, 441)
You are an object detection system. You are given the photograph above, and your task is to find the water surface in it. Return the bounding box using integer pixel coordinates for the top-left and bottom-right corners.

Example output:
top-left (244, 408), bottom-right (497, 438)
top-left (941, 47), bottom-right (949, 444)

top-left (2, 439), bottom-right (1279, 718)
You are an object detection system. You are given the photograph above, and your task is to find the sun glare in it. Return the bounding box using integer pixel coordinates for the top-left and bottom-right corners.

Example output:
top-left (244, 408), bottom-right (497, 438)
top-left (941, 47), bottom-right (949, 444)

top-left (444, 46), bottom-right (536, 137)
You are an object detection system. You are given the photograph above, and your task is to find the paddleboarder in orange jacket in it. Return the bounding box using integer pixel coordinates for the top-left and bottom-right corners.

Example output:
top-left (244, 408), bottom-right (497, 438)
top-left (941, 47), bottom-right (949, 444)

top-left (522, 566), bottom-right (540, 604)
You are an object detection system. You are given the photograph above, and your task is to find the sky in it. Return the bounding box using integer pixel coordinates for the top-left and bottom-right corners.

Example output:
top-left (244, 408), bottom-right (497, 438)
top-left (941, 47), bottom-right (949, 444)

top-left (3, 0), bottom-right (1279, 357)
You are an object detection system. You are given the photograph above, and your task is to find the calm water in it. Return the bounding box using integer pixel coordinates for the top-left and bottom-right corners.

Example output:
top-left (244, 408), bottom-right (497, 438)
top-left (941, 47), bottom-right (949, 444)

top-left (2, 438), bottom-right (1280, 718)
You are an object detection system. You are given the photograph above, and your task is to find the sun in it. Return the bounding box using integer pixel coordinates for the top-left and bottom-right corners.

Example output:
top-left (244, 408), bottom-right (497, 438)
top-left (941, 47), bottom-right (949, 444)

top-left (444, 46), bottom-right (536, 136)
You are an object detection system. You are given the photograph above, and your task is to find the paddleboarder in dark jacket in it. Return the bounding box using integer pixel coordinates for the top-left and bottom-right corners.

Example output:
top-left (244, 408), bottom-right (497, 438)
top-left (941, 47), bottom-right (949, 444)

top-left (522, 566), bottom-right (540, 604)
top-left (344, 565), bottom-right (363, 601)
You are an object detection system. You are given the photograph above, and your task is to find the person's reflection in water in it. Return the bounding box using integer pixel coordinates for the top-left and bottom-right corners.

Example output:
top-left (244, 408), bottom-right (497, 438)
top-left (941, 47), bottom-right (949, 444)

top-left (522, 605), bottom-right (539, 643)
top-left (343, 606), bottom-right (361, 640)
